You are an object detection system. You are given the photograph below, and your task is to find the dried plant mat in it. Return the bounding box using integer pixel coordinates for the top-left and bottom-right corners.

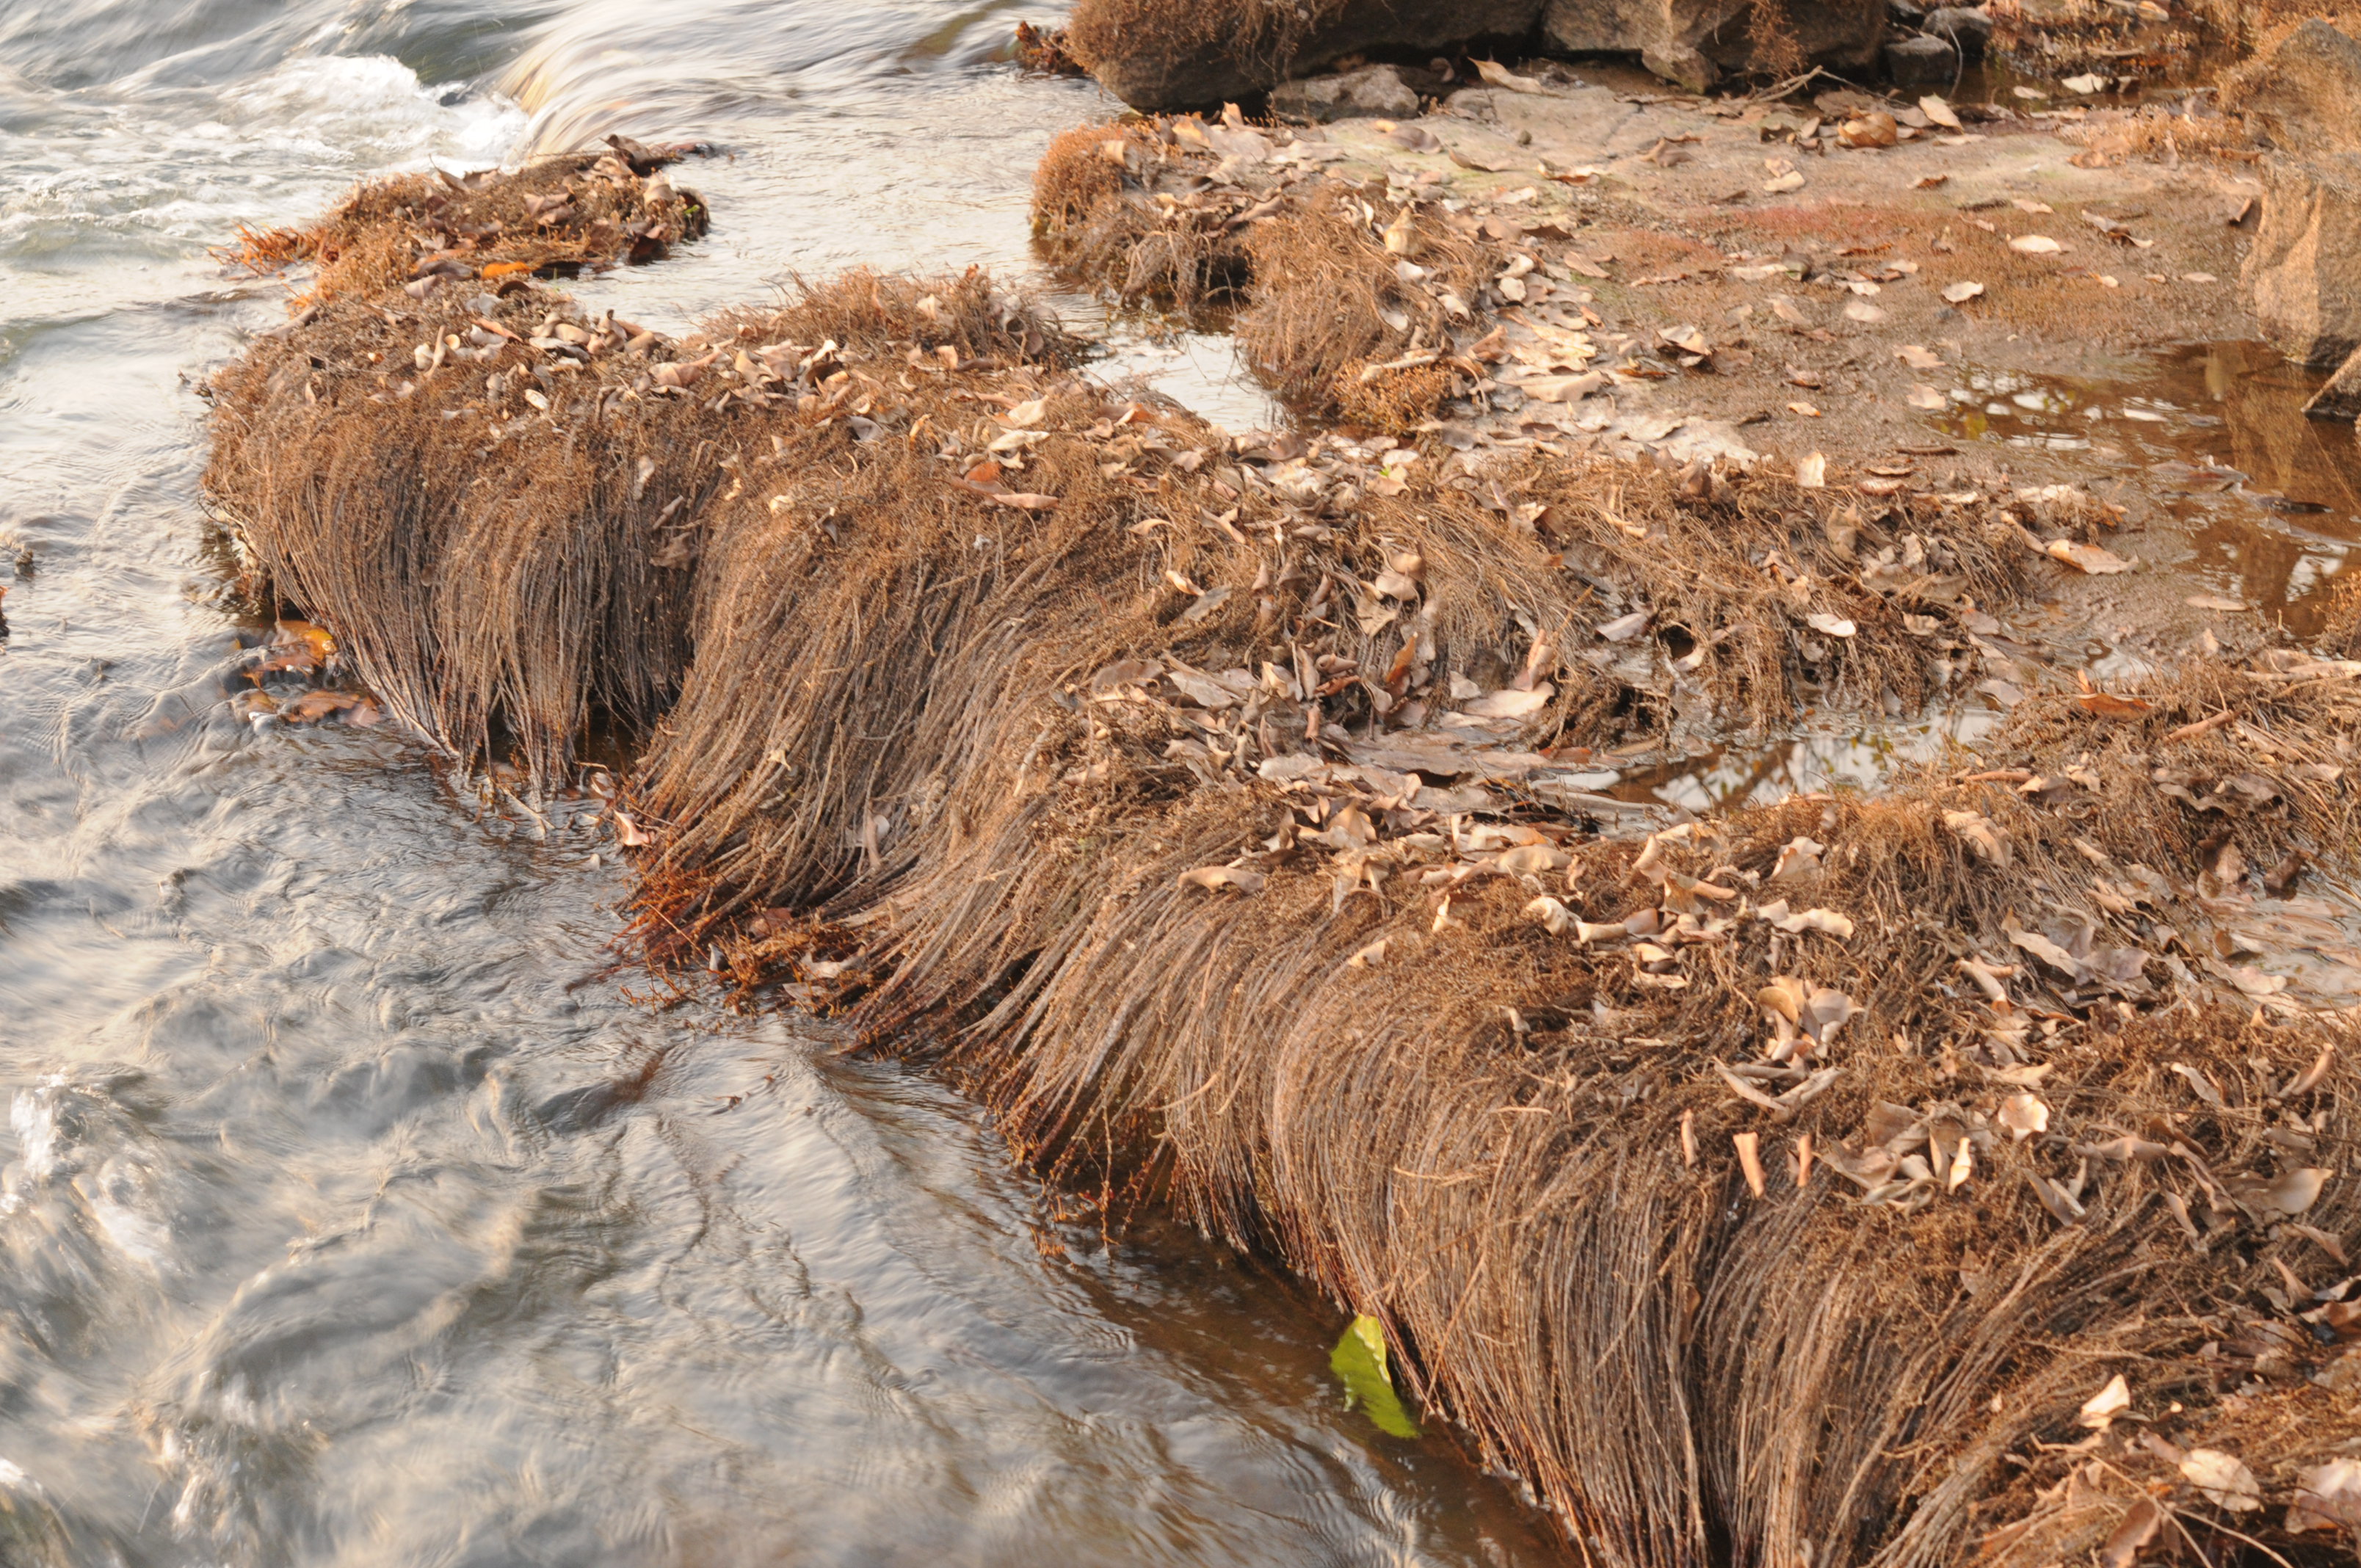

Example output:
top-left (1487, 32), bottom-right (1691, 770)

top-left (755, 652), bottom-right (2361, 1568)
top-left (203, 161), bottom-right (2361, 1568)
top-left (219, 136), bottom-right (708, 308)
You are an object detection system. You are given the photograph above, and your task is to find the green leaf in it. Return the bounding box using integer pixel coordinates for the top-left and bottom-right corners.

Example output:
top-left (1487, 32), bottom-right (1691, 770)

top-left (1331, 1313), bottom-right (1421, 1438)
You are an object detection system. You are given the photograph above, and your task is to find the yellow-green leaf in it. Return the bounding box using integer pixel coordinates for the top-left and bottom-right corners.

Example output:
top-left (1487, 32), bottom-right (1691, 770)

top-left (1331, 1314), bottom-right (1421, 1438)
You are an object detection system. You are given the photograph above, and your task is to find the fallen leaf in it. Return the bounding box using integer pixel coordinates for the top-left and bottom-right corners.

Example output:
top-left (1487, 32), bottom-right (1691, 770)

top-left (1838, 112), bottom-right (1898, 149)
top-left (612, 809), bottom-right (653, 847)
top-left (1796, 452), bottom-right (1827, 488)
top-left (2063, 72), bottom-right (2106, 95)
top-left (1896, 344), bottom-right (1944, 369)
top-left (1471, 57), bottom-right (1545, 93)
top-left (1733, 1130), bottom-right (1767, 1197)
top-left (2077, 692), bottom-right (2153, 716)
top-left (2288, 1459), bottom-right (2361, 1533)
top-left (1805, 612), bottom-right (1857, 637)
top-left (2011, 197), bottom-right (2054, 214)
top-left (1331, 1315), bottom-right (1422, 1437)
top-left (2000, 1091), bottom-right (2050, 1142)
top-left (1178, 864), bottom-right (1266, 894)
top-left (2180, 1449), bottom-right (2262, 1512)
top-left (1941, 280), bottom-right (1985, 303)
top-left (2009, 234), bottom-right (2064, 254)
top-left (989, 492), bottom-right (1059, 511)
top-left (1595, 610), bottom-right (1650, 642)
top-left (1943, 809), bottom-right (2011, 865)
top-left (2101, 1498), bottom-right (2164, 1568)
top-left (1920, 95), bottom-right (1962, 130)
top-left (999, 397), bottom-right (1048, 428)
top-left (1465, 683), bottom-right (1555, 718)
top-left (1843, 301), bottom-right (1888, 324)
top-left (1914, 173), bottom-right (1950, 189)
top-left (1788, 401), bottom-right (1822, 417)
top-left (1771, 837), bottom-right (1824, 881)
top-left (1907, 385), bottom-right (1947, 410)
top-left (1346, 937), bottom-right (1390, 969)
top-left (1763, 170), bottom-right (1807, 193)
top-left (2079, 1373), bottom-right (2133, 1429)
top-left (2186, 594), bottom-right (2251, 611)
top-left (2047, 539), bottom-right (2132, 573)
top-left (2183, 271), bottom-right (2217, 284)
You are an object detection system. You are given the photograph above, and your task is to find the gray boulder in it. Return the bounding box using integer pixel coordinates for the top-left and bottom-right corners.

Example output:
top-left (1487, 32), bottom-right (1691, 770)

top-left (1067, 0), bottom-right (1543, 112)
top-left (1269, 63), bottom-right (1424, 122)
top-left (1884, 32), bottom-right (1956, 85)
top-left (2244, 153), bottom-right (2361, 368)
top-left (1921, 6), bottom-right (1990, 57)
top-left (1540, 0), bottom-right (1885, 91)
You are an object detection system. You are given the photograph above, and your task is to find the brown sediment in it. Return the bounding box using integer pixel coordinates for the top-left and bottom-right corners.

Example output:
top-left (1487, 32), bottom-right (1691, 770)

top-left (207, 164), bottom-right (2361, 1567)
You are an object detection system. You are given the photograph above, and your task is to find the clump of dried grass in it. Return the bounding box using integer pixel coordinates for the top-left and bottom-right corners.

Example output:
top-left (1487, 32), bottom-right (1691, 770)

top-left (1034, 120), bottom-right (1255, 310)
top-left (204, 164), bottom-right (2361, 1568)
top-left (220, 141), bottom-right (706, 306)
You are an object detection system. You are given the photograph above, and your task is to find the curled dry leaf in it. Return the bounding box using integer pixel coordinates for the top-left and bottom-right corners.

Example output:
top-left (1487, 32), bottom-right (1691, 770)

top-left (1796, 452), bottom-right (1827, 488)
top-left (2077, 692), bottom-right (2153, 716)
top-left (1757, 899), bottom-right (1854, 937)
top-left (1771, 835), bottom-right (1824, 881)
top-left (989, 491), bottom-right (1059, 512)
top-left (2047, 539), bottom-right (2133, 573)
top-left (1941, 280), bottom-right (1985, 304)
top-left (1942, 809), bottom-right (2010, 865)
top-left (1907, 385), bottom-right (1946, 410)
top-left (1473, 57), bottom-right (1545, 93)
top-left (1838, 112), bottom-right (1898, 148)
top-left (1733, 1130), bottom-right (1766, 1197)
top-left (1805, 612), bottom-right (1856, 637)
top-left (2009, 234), bottom-right (2064, 254)
top-left (1895, 344), bottom-right (1944, 369)
top-left (1464, 683), bottom-right (1553, 719)
top-left (1999, 1091), bottom-right (2049, 1142)
top-left (1178, 864), bottom-right (1266, 895)
top-left (2180, 1448), bottom-right (2262, 1513)
top-left (1346, 937), bottom-right (1390, 969)
top-left (1526, 895), bottom-right (1574, 935)
top-left (612, 809), bottom-right (653, 847)
top-left (1920, 95), bottom-right (1962, 129)
top-left (1843, 301), bottom-right (1889, 324)
top-left (1498, 843), bottom-right (1570, 876)
top-left (1763, 170), bottom-right (1807, 194)
top-left (1595, 609), bottom-right (1650, 642)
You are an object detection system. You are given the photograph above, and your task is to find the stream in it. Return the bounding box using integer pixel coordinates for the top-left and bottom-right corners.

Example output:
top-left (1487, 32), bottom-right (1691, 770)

top-left (0, 2), bottom-right (1538, 1562)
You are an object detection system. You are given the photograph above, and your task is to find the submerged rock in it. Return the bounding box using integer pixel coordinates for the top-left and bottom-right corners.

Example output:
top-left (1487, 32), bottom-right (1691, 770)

top-left (1063, 0), bottom-right (1542, 111)
top-left (1539, 0), bottom-right (1884, 89)
top-left (1269, 62), bottom-right (1423, 122)
top-left (2302, 341), bottom-right (2361, 421)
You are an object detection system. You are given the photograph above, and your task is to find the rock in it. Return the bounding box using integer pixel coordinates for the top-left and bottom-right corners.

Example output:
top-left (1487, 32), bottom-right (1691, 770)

top-left (1922, 6), bottom-right (1990, 57)
top-left (1884, 32), bottom-right (1958, 86)
top-left (1269, 63), bottom-right (1422, 122)
top-left (2244, 153), bottom-right (2361, 367)
top-left (2303, 342), bottom-right (2361, 420)
top-left (2219, 18), bottom-right (2361, 156)
top-left (1065, 0), bottom-right (1543, 111)
top-left (1542, 0), bottom-right (1885, 90)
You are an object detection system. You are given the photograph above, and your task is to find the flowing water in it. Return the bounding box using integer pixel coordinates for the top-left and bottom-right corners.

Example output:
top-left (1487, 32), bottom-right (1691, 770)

top-left (0, 4), bottom-right (1543, 1562)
